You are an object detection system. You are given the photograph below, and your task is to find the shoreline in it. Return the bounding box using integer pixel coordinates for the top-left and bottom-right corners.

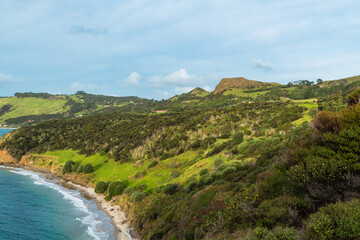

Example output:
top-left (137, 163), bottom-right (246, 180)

top-left (0, 164), bottom-right (138, 240)
top-left (62, 181), bottom-right (136, 240)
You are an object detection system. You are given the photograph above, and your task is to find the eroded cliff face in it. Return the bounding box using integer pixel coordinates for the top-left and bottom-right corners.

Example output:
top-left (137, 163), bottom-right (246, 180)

top-left (0, 151), bottom-right (18, 164)
top-left (19, 155), bottom-right (92, 186)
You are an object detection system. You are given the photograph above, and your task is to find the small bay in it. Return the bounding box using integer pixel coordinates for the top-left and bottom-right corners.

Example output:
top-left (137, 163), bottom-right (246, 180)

top-left (0, 129), bottom-right (115, 240)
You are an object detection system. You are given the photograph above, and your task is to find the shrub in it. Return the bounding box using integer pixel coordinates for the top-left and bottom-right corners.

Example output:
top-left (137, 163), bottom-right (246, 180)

top-left (248, 227), bottom-right (301, 240)
top-left (219, 132), bottom-right (231, 139)
top-left (221, 166), bottom-right (237, 178)
top-left (136, 184), bottom-right (148, 191)
top-left (214, 158), bottom-right (224, 167)
top-left (76, 165), bottom-right (84, 173)
top-left (237, 141), bottom-right (250, 154)
top-left (199, 168), bottom-right (209, 176)
top-left (217, 164), bottom-right (229, 172)
top-left (62, 160), bottom-right (75, 174)
top-left (123, 187), bottom-right (135, 195)
top-left (114, 184), bottom-right (126, 195)
top-left (306, 199), bottom-right (360, 240)
top-left (163, 184), bottom-right (179, 195)
top-left (257, 196), bottom-right (311, 227)
top-left (148, 160), bottom-right (158, 168)
top-left (83, 163), bottom-right (94, 173)
top-left (134, 170), bottom-right (147, 178)
top-left (130, 191), bottom-right (146, 202)
top-left (312, 111), bottom-right (339, 133)
top-left (199, 174), bottom-right (215, 185)
top-left (190, 140), bottom-right (201, 149)
top-left (71, 164), bottom-right (78, 172)
top-left (308, 107), bottom-right (319, 117)
top-left (160, 153), bottom-right (173, 160)
top-left (347, 89), bottom-right (360, 106)
top-left (202, 137), bottom-right (217, 148)
top-left (170, 172), bottom-right (181, 178)
top-left (95, 181), bottom-right (108, 194)
top-left (258, 172), bottom-right (295, 200)
top-left (187, 182), bottom-right (197, 192)
top-left (108, 181), bottom-right (124, 197)
top-left (233, 132), bottom-right (244, 144)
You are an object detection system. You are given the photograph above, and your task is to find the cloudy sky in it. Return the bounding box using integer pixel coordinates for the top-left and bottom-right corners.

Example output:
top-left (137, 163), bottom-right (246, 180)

top-left (1, 0), bottom-right (360, 99)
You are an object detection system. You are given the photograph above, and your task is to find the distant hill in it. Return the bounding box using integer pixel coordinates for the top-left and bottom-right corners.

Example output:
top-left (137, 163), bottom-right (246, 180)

top-left (213, 77), bottom-right (280, 94)
top-left (2, 74), bottom-right (360, 126)
top-left (189, 87), bottom-right (210, 97)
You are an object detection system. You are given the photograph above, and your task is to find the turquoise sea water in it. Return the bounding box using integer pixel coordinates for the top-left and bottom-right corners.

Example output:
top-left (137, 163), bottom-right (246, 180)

top-left (0, 129), bottom-right (115, 240)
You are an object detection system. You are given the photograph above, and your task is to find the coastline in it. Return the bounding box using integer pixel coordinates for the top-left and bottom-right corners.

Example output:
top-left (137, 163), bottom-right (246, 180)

top-left (63, 181), bottom-right (136, 240)
top-left (1, 164), bottom-right (138, 240)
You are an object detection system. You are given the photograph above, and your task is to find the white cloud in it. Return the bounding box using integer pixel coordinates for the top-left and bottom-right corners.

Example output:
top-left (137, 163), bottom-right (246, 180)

top-left (174, 86), bottom-right (195, 94)
top-left (68, 26), bottom-right (108, 36)
top-left (148, 68), bottom-right (203, 86)
top-left (70, 82), bottom-right (98, 92)
top-left (0, 73), bottom-right (19, 83)
top-left (203, 85), bottom-right (212, 92)
top-left (253, 59), bottom-right (273, 71)
top-left (154, 89), bottom-right (171, 98)
top-left (125, 72), bottom-right (142, 86)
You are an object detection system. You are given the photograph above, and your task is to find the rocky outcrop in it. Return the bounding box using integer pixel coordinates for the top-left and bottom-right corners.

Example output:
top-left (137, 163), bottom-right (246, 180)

top-left (213, 77), bottom-right (280, 94)
top-left (0, 150), bottom-right (18, 164)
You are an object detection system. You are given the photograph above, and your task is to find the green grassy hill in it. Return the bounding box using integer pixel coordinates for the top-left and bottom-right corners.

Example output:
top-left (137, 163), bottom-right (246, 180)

top-left (2, 77), bottom-right (360, 239)
top-left (1, 75), bottom-right (360, 126)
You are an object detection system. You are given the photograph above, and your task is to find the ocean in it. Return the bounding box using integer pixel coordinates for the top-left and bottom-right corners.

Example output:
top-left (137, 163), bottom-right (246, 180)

top-left (0, 128), bottom-right (115, 240)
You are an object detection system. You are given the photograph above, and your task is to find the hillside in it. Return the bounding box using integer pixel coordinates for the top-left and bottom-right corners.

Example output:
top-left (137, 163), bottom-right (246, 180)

top-left (213, 77), bottom-right (280, 94)
top-left (1, 78), bottom-right (360, 239)
top-left (1, 75), bottom-right (360, 127)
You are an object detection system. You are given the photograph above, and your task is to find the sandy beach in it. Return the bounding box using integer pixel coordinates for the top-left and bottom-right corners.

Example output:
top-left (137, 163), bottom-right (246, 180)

top-left (63, 181), bottom-right (138, 240)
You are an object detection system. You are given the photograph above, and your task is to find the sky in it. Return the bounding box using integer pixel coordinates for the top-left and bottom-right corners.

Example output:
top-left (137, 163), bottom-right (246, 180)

top-left (1, 0), bottom-right (360, 99)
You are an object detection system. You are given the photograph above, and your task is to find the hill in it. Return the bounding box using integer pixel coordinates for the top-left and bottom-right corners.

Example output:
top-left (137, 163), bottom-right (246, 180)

top-left (213, 77), bottom-right (280, 94)
top-left (1, 76), bottom-right (360, 239)
top-left (189, 87), bottom-right (210, 97)
top-left (1, 74), bottom-right (360, 127)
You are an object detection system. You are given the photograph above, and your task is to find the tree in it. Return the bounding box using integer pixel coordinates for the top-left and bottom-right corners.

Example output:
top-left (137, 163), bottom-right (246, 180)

top-left (317, 79), bottom-right (323, 84)
top-left (62, 160), bottom-right (75, 174)
top-left (233, 132), bottom-right (244, 144)
top-left (95, 181), bottom-right (108, 194)
top-left (83, 163), bottom-right (94, 173)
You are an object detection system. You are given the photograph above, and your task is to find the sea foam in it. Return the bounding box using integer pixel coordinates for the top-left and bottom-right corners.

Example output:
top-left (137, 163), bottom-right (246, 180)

top-left (2, 167), bottom-right (114, 240)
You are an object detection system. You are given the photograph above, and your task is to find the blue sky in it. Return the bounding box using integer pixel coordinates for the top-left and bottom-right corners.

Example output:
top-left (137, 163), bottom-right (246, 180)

top-left (1, 0), bottom-right (360, 99)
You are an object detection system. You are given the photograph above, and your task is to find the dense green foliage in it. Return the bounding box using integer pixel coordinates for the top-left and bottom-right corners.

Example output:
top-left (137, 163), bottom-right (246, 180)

top-left (95, 181), bottom-right (108, 194)
top-left (306, 199), bottom-right (360, 239)
top-left (2, 74), bottom-right (360, 126)
top-left (62, 160), bottom-right (75, 174)
top-left (83, 163), bottom-right (94, 173)
top-left (0, 104), bottom-right (12, 117)
top-left (4, 77), bottom-right (360, 239)
top-left (1, 102), bottom-right (305, 163)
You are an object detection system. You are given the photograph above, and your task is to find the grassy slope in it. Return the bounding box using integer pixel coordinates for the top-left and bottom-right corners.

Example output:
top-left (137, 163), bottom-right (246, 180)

top-left (0, 97), bottom-right (68, 121)
top-left (223, 88), bottom-right (270, 97)
top-left (292, 99), bottom-right (318, 125)
top-left (35, 149), bottom-right (244, 190)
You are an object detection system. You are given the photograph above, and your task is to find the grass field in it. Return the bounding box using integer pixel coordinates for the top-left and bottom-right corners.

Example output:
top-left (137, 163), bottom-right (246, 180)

top-left (223, 88), bottom-right (270, 97)
top-left (292, 99), bottom-right (318, 125)
top-left (0, 97), bottom-right (68, 121)
top-left (36, 148), bottom-right (245, 189)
